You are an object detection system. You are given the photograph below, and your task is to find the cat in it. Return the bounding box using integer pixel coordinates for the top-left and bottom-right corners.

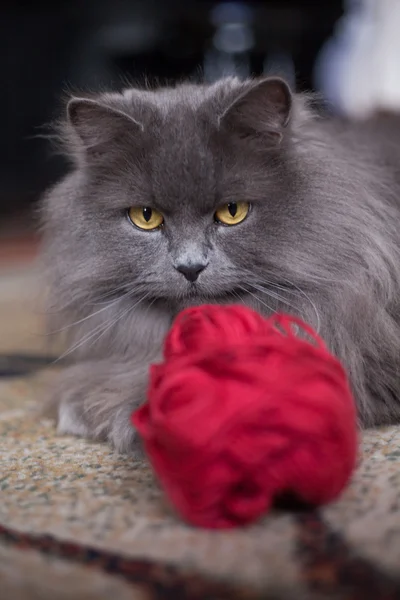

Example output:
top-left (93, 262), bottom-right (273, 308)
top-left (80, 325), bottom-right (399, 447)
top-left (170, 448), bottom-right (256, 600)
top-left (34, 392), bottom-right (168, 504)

top-left (40, 76), bottom-right (400, 454)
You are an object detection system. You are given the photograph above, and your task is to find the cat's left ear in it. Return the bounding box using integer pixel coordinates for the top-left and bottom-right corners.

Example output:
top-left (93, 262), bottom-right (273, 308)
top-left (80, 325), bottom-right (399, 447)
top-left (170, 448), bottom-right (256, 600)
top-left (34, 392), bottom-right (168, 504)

top-left (218, 77), bottom-right (292, 143)
top-left (66, 97), bottom-right (145, 157)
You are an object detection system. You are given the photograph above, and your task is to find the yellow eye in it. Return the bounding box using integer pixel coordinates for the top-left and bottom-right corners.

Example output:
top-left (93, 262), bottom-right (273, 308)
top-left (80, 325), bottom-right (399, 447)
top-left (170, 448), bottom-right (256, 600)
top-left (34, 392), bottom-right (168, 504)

top-left (128, 207), bottom-right (164, 231)
top-left (214, 202), bottom-right (250, 226)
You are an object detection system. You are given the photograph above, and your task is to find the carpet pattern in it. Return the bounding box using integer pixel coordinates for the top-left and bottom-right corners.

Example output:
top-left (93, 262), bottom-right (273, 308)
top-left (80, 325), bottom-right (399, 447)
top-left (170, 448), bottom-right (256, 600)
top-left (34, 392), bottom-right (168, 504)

top-left (1, 270), bottom-right (400, 599)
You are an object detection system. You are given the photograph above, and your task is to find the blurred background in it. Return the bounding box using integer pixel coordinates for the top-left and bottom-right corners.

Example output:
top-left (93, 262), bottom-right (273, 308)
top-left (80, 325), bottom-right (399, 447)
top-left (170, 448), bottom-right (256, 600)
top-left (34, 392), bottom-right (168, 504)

top-left (1, 0), bottom-right (400, 362)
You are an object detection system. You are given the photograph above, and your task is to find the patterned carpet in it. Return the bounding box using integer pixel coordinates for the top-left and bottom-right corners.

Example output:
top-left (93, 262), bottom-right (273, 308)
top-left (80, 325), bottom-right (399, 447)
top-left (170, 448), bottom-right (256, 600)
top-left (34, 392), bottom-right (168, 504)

top-left (1, 267), bottom-right (400, 599)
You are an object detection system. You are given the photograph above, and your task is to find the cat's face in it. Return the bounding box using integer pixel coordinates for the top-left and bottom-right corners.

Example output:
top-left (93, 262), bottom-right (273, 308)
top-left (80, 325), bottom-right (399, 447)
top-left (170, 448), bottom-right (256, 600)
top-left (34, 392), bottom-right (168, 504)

top-left (54, 77), bottom-right (314, 310)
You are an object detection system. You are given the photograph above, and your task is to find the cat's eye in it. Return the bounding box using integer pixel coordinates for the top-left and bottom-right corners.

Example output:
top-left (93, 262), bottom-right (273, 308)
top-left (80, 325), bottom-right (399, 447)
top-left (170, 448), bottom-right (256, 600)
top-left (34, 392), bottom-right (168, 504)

top-left (214, 202), bottom-right (250, 226)
top-left (128, 207), bottom-right (164, 231)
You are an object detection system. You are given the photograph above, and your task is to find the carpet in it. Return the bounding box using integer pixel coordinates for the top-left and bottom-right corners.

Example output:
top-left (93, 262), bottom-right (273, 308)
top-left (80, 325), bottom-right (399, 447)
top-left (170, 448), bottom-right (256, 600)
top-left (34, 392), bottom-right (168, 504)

top-left (1, 267), bottom-right (400, 600)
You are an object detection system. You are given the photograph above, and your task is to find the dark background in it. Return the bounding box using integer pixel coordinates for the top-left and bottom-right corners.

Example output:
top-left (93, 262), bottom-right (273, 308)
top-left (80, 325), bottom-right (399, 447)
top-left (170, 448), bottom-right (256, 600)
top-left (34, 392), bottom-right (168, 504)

top-left (0, 0), bottom-right (343, 219)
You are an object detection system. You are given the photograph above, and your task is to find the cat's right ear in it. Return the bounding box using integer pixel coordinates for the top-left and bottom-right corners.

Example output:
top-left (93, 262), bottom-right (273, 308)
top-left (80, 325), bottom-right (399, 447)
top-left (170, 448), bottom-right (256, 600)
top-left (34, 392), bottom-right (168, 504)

top-left (66, 97), bottom-right (144, 155)
top-left (217, 77), bottom-right (292, 143)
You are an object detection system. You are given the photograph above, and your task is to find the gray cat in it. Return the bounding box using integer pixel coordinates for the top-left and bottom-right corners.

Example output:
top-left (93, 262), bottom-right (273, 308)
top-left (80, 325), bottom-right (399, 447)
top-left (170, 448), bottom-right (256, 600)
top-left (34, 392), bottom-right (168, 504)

top-left (41, 76), bottom-right (400, 454)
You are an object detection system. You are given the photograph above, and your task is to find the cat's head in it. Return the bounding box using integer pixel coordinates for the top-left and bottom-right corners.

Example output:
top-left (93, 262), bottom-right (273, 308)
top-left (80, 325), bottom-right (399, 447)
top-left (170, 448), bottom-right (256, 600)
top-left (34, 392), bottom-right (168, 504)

top-left (45, 77), bottom-right (321, 314)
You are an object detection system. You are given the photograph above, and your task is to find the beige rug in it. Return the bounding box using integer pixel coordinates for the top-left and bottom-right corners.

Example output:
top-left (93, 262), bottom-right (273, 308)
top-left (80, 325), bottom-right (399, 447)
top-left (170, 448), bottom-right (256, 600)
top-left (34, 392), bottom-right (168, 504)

top-left (1, 266), bottom-right (400, 599)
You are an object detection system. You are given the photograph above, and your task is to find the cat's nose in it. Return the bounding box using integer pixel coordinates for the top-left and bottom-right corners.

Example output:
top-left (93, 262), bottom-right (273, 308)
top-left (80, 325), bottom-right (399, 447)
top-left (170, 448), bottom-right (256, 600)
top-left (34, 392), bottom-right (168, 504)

top-left (175, 263), bottom-right (208, 282)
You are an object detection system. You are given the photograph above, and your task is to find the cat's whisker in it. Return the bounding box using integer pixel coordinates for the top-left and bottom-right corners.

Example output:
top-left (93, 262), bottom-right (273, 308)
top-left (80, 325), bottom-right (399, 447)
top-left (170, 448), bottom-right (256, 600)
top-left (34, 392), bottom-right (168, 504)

top-left (141, 296), bottom-right (158, 320)
top-left (46, 291), bottom-right (133, 336)
top-left (91, 282), bottom-right (138, 304)
top-left (237, 268), bottom-right (299, 296)
top-left (238, 269), bottom-right (320, 333)
top-left (230, 289), bottom-right (245, 305)
top-left (78, 297), bottom-right (149, 356)
top-left (53, 312), bottom-right (127, 364)
top-left (283, 268), bottom-right (343, 287)
top-left (248, 283), bottom-right (297, 311)
top-left (241, 264), bottom-right (341, 288)
top-left (40, 281), bottom-right (138, 320)
top-left (41, 293), bottom-right (97, 316)
top-left (277, 274), bottom-right (321, 333)
top-left (237, 268), bottom-right (298, 301)
top-left (53, 294), bottom-right (150, 363)
top-left (237, 285), bottom-right (275, 314)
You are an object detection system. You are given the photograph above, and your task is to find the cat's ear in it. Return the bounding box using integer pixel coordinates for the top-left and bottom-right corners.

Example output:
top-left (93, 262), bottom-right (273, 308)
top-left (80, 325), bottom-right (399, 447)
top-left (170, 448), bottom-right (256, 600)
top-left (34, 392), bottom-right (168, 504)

top-left (218, 77), bottom-right (292, 142)
top-left (66, 97), bottom-right (144, 153)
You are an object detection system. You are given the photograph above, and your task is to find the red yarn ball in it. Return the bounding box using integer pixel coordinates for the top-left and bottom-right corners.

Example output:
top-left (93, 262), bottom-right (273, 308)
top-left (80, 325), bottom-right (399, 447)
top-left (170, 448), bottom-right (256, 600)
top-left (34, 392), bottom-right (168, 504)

top-left (132, 305), bottom-right (358, 529)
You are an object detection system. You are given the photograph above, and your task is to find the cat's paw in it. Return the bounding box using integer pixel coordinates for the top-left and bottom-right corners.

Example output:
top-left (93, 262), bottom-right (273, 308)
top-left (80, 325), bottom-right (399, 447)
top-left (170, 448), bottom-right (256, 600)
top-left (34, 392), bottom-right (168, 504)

top-left (56, 390), bottom-right (144, 457)
top-left (107, 403), bottom-right (145, 457)
top-left (57, 399), bottom-right (143, 456)
top-left (48, 360), bottom-right (147, 457)
top-left (57, 401), bottom-right (90, 437)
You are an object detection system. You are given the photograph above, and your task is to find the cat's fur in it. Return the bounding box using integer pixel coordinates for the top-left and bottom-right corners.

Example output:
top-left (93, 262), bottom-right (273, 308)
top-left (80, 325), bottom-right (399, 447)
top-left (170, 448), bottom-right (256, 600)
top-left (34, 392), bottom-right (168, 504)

top-left (41, 76), bottom-right (400, 454)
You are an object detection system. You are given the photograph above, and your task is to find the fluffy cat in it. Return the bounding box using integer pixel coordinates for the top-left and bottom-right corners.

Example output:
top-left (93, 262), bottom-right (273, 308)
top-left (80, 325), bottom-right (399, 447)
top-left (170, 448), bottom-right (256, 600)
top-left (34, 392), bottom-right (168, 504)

top-left (41, 76), bottom-right (400, 454)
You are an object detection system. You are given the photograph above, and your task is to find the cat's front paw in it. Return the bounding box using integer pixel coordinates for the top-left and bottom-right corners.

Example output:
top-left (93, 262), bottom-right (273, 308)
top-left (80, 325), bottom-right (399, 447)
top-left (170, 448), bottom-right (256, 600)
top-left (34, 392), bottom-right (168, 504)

top-left (57, 400), bottom-right (90, 437)
top-left (107, 402), bottom-right (145, 457)
top-left (56, 394), bottom-right (143, 456)
top-left (47, 361), bottom-right (147, 457)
